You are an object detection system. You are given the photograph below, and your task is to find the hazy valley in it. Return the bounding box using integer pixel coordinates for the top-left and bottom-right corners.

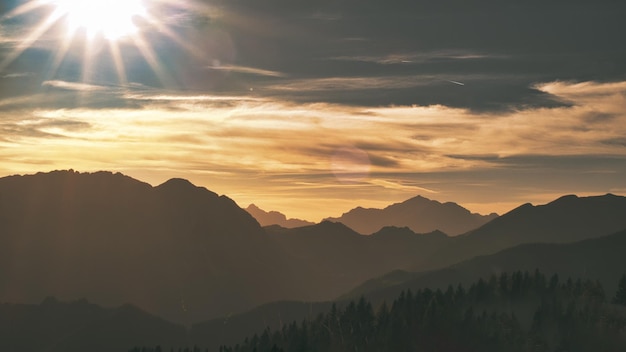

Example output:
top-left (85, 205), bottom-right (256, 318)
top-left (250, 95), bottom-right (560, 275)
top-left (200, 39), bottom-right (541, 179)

top-left (1, 170), bottom-right (625, 351)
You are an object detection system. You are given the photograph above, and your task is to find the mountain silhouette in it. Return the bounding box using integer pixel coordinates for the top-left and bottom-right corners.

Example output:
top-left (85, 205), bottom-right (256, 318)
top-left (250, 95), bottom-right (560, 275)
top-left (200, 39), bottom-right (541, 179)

top-left (0, 170), bottom-right (305, 323)
top-left (420, 193), bottom-right (626, 270)
top-left (3, 171), bottom-right (626, 327)
top-left (265, 193), bottom-right (626, 298)
top-left (344, 228), bottom-right (626, 306)
top-left (266, 221), bottom-right (451, 299)
top-left (245, 204), bottom-right (314, 228)
top-left (188, 228), bottom-right (626, 350)
top-left (0, 297), bottom-right (187, 352)
top-left (324, 195), bottom-right (497, 235)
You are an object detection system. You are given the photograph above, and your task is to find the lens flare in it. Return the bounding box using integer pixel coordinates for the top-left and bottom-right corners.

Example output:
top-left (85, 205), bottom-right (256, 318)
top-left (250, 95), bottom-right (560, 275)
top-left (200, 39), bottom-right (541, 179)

top-left (52, 0), bottom-right (147, 40)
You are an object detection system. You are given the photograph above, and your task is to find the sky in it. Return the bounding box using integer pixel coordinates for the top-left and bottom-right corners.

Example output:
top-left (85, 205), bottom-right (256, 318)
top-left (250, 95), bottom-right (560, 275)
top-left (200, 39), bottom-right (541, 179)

top-left (1, 0), bottom-right (626, 222)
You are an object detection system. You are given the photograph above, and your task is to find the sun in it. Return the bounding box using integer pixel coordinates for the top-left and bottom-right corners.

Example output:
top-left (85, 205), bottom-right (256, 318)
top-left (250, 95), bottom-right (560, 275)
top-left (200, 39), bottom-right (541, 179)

top-left (52, 0), bottom-right (148, 40)
top-left (1, 0), bottom-right (202, 88)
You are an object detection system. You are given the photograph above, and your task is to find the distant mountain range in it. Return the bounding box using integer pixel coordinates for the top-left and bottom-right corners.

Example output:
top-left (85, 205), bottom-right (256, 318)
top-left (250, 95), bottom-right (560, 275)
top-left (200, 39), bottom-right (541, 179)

top-left (324, 195), bottom-right (498, 235)
top-left (344, 228), bottom-right (626, 305)
top-left (8, 229), bottom-right (625, 352)
top-left (261, 192), bottom-right (626, 301)
top-left (245, 204), bottom-right (314, 228)
top-left (418, 193), bottom-right (626, 270)
top-left (2, 170), bottom-right (626, 351)
top-left (2, 170), bottom-right (626, 328)
top-left (265, 222), bottom-right (451, 299)
top-left (193, 228), bottom-right (626, 350)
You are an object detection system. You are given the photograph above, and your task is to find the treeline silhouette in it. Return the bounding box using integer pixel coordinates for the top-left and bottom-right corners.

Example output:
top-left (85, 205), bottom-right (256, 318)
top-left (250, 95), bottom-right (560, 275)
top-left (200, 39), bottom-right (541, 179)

top-left (131, 271), bottom-right (626, 352)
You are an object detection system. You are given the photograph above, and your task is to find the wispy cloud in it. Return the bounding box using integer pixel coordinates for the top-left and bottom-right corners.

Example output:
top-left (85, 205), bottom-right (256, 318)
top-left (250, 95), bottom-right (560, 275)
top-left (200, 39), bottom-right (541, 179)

top-left (368, 179), bottom-right (438, 194)
top-left (42, 80), bottom-right (109, 92)
top-left (206, 64), bottom-right (286, 78)
top-left (1, 80), bottom-right (626, 220)
top-left (125, 93), bottom-right (264, 103)
top-left (268, 75), bottom-right (437, 91)
top-left (1, 72), bottom-right (34, 79)
top-left (330, 51), bottom-right (504, 65)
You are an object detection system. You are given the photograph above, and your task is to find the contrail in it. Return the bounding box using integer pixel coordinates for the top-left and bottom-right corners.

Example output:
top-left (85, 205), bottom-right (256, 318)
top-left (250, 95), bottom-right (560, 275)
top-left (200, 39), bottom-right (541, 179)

top-left (445, 80), bottom-right (465, 86)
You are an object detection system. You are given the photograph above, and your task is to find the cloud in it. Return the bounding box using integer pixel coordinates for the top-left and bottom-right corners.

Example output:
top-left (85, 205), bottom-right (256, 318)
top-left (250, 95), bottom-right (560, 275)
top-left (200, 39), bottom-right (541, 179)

top-left (42, 80), bottom-right (109, 92)
top-left (1, 80), bottom-right (624, 221)
top-left (330, 51), bottom-right (504, 65)
top-left (206, 64), bottom-right (286, 77)
top-left (267, 75), bottom-right (436, 91)
top-left (124, 93), bottom-right (263, 103)
top-left (368, 179), bottom-right (438, 194)
top-left (1, 72), bottom-right (33, 78)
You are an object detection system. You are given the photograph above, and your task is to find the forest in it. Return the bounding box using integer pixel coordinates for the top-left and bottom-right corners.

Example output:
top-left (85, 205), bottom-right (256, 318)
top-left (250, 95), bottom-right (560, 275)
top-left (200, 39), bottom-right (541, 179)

top-left (131, 271), bottom-right (626, 352)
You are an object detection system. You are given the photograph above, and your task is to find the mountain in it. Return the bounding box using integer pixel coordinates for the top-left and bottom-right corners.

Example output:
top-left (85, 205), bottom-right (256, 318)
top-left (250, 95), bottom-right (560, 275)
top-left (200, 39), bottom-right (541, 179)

top-left (266, 222), bottom-right (451, 299)
top-left (324, 195), bottom-right (497, 235)
top-left (265, 193), bottom-right (626, 300)
top-left (245, 204), bottom-right (314, 228)
top-left (420, 193), bottom-right (626, 270)
top-left (0, 298), bottom-right (187, 352)
top-left (3, 170), bottom-right (626, 327)
top-left (190, 300), bottom-right (333, 351)
top-left (344, 228), bottom-right (626, 305)
top-left (0, 170), bottom-right (305, 323)
top-left (188, 227), bottom-right (626, 351)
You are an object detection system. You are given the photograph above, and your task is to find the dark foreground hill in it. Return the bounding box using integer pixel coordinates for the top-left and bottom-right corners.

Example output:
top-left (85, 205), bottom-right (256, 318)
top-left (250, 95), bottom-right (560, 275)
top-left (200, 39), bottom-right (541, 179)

top-left (325, 195), bottom-right (498, 235)
top-left (181, 273), bottom-right (626, 352)
top-left (0, 170), bottom-right (305, 323)
top-left (0, 298), bottom-right (187, 352)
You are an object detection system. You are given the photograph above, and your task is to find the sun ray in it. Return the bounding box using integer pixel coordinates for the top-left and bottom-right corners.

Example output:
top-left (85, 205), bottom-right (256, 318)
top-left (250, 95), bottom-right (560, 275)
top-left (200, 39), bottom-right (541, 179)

top-left (0, 8), bottom-right (65, 72)
top-left (52, 0), bottom-right (146, 40)
top-left (46, 27), bottom-right (77, 81)
top-left (1, 0), bottom-right (47, 20)
top-left (143, 15), bottom-right (205, 62)
top-left (1, 0), bottom-right (207, 91)
top-left (81, 36), bottom-right (94, 85)
top-left (132, 33), bottom-right (175, 88)
top-left (109, 41), bottom-right (128, 86)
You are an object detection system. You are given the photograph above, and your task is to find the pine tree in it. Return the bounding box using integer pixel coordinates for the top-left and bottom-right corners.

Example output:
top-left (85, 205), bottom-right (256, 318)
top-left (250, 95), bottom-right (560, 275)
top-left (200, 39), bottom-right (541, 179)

top-left (612, 274), bottom-right (626, 305)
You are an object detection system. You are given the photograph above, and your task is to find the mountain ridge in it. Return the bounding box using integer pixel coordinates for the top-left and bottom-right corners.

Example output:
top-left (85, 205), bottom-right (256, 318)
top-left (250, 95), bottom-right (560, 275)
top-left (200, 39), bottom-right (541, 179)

top-left (344, 227), bottom-right (626, 304)
top-left (189, 227), bottom-right (626, 351)
top-left (245, 204), bottom-right (315, 228)
top-left (3, 170), bottom-right (626, 326)
top-left (0, 170), bottom-right (304, 323)
top-left (324, 194), bottom-right (498, 235)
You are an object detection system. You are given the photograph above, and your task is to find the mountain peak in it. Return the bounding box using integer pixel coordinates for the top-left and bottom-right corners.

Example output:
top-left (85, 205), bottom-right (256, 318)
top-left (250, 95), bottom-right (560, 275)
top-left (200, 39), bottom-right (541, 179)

top-left (465, 193), bottom-right (626, 246)
top-left (247, 203), bottom-right (262, 211)
top-left (550, 194), bottom-right (579, 204)
top-left (245, 204), bottom-right (314, 228)
top-left (394, 195), bottom-right (439, 207)
top-left (158, 177), bottom-right (196, 189)
top-left (155, 178), bottom-right (219, 199)
top-left (545, 193), bottom-right (626, 208)
top-left (326, 195), bottom-right (497, 236)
